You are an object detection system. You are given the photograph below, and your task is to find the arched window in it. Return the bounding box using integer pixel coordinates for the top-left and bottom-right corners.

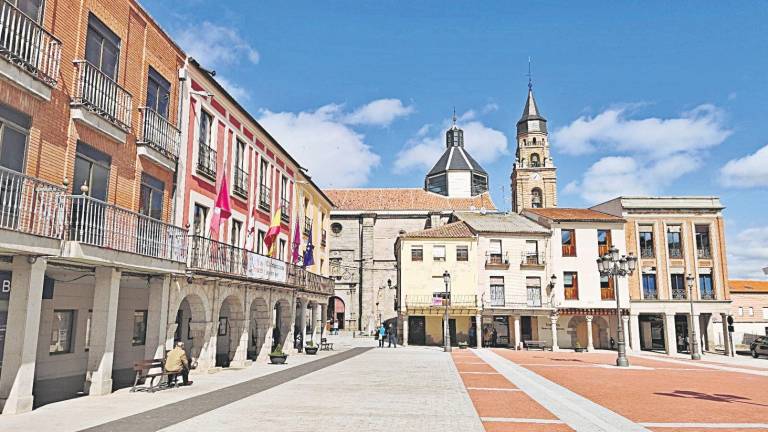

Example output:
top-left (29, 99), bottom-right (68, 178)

top-left (532, 137), bottom-right (537, 144)
top-left (530, 153), bottom-right (541, 168)
top-left (531, 188), bottom-right (543, 208)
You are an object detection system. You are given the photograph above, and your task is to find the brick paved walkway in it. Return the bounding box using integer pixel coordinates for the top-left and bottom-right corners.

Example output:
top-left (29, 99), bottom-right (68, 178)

top-left (454, 349), bottom-right (768, 432)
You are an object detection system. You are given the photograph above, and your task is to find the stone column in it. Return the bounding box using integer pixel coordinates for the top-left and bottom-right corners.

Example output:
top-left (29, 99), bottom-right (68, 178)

top-left (629, 313), bottom-right (641, 352)
top-left (361, 215), bottom-right (376, 332)
top-left (622, 315), bottom-right (631, 352)
top-left (664, 313), bottom-right (677, 355)
top-left (229, 318), bottom-right (249, 367)
top-left (512, 316), bottom-right (521, 349)
top-left (402, 314), bottom-right (409, 346)
top-left (0, 256), bottom-right (46, 414)
top-left (720, 313), bottom-right (731, 356)
top-left (550, 314), bottom-right (559, 351)
top-left (585, 315), bottom-right (594, 351)
top-left (85, 267), bottom-right (121, 396)
top-left (319, 303), bottom-right (327, 339)
top-left (145, 275), bottom-right (171, 360)
top-left (475, 314), bottom-right (482, 349)
top-left (297, 299), bottom-right (307, 352)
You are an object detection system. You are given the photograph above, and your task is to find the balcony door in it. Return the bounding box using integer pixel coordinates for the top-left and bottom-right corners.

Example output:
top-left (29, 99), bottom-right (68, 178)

top-left (71, 142), bottom-right (110, 245)
top-left (137, 173), bottom-right (165, 256)
top-left (146, 67), bottom-right (170, 118)
top-left (1, 0), bottom-right (44, 70)
top-left (84, 14), bottom-right (120, 118)
top-left (0, 105), bottom-right (30, 230)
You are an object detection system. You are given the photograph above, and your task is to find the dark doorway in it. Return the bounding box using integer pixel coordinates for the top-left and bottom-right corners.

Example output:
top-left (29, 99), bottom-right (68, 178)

top-left (521, 316), bottom-right (533, 342)
top-left (408, 316), bottom-right (425, 345)
top-left (492, 316), bottom-right (509, 347)
top-left (442, 318), bottom-right (457, 347)
top-left (675, 314), bottom-right (690, 353)
top-left (639, 314), bottom-right (666, 351)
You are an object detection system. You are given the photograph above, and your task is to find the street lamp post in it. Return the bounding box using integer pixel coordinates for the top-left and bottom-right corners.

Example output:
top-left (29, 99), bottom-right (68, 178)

top-left (687, 273), bottom-right (702, 360)
top-left (597, 246), bottom-right (638, 367)
top-left (443, 270), bottom-right (451, 353)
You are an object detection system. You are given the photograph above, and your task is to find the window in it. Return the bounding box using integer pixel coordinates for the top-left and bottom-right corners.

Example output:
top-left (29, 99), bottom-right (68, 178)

top-left (279, 239), bottom-right (286, 261)
top-left (639, 225), bottom-right (654, 258)
top-left (9, 0), bottom-right (44, 23)
top-left (50, 310), bottom-right (75, 354)
top-left (600, 275), bottom-right (614, 300)
top-left (146, 67), bottom-right (171, 117)
top-left (258, 158), bottom-right (271, 211)
top-left (411, 246), bottom-right (423, 261)
top-left (256, 229), bottom-right (266, 255)
top-left (597, 229), bottom-right (611, 257)
top-left (433, 245), bottom-right (446, 262)
top-left (230, 220), bottom-right (242, 247)
top-left (193, 204), bottom-right (208, 237)
top-left (530, 188), bottom-right (543, 208)
top-left (488, 239), bottom-right (503, 264)
top-left (490, 276), bottom-right (505, 306)
top-left (642, 273), bottom-right (658, 299)
top-left (738, 307), bottom-right (743, 316)
top-left (85, 14), bottom-right (120, 80)
top-left (197, 110), bottom-right (215, 178)
top-left (456, 245), bottom-right (469, 261)
top-left (0, 103), bottom-right (31, 172)
top-left (526, 277), bottom-right (542, 306)
top-left (699, 273), bottom-right (714, 300)
top-left (563, 272), bottom-right (578, 300)
top-left (762, 307), bottom-right (768, 319)
top-left (561, 229), bottom-right (576, 257)
top-left (471, 173), bottom-right (488, 196)
top-left (524, 240), bottom-right (540, 264)
top-left (426, 174), bottom-right (447, 196)
top-left (233, 139), bottom-right (248, 197)
top-left (280, 175), bottom-right (289, 220)
top-left (132, 310), bottom-right (148, 346)
top-left (695, 225), bottom-right (711, 259)
top-left (530, 153), bottom-right (541, 167)
top-left (331, 222), bottom-right (342, 234)
top-left (670, 273), bottom-right (687, 300)
top-left (73, 141), bottom-right (111, 201)
top-left (139, 173), bottom-right (164, 220)
top-left (667, 226), bottom-right (682, 258)
top-left (748, 307), bottom-right (754, 317)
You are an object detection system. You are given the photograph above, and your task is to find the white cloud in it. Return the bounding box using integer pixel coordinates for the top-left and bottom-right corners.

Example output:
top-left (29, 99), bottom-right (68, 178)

top-left (258, 104), bottom-right (381, 188)
top-left (394, 111), bottom-right (508, 173)
top-left (176, 21), bottom-right (260, 68)
top-left (720, 144), bottom-right (768, 188)
top-left (556, 104), bottom-right (731, 203)
top-left (343, 98), bottom-right (414, 126)
top-left (727, 226), bottom-right (768, 279)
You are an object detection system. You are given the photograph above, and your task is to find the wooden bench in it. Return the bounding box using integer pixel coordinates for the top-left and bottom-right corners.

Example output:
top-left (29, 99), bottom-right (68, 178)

top-left (131, 358), bottom-right (175, 393)
top-left (524, 340), bottom-right (548, 351)
top-left (320, 338), bottom-right (334, 351)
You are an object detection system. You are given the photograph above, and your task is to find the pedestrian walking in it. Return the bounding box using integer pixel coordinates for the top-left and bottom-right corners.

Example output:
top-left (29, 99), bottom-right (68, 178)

top-left (378, 324), bottom-right (386, 348)
top-left (387, 323), bottom-right (397, 348)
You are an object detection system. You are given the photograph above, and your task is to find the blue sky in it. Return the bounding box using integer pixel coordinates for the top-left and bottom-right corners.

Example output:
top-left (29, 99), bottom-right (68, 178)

top-left (142, 1), bottom-right (768, 278)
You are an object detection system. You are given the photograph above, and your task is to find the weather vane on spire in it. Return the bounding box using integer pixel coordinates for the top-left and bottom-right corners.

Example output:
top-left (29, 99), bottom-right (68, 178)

top-left (452, 107), bottom-right (457, 126)
top-left (527, 56), bottom-right (533, 91)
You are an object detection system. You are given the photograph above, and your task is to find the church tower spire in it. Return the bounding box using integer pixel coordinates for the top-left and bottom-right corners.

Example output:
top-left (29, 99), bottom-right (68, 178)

top-left (510, 82), bottom-right (557, 213)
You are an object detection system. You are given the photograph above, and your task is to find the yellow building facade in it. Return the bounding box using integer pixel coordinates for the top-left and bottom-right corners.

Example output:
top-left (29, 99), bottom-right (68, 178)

top-left (296, 172), bottom-right (334, 276)
top-left (396, 222), bottom-right (481, 347)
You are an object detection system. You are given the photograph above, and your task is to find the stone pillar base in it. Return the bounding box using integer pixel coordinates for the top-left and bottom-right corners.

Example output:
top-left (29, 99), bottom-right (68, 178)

top-left (1, 394), bottom-right (34, 415)
top-left (87, 375), bottom-right (113, 396)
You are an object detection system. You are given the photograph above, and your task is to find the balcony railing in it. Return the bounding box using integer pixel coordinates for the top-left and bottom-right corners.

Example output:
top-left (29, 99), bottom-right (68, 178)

top-left (405, 294), bottom-right (477, 308)
top-left (0, 0), bottom-right (61, 85)
top-left (233, 166), bottom-right (248, 198)
top-left (72, 60), bottom-right (132, 131)
top-left (640, 246), bottom-right (654, 258)
top-left (258, 185), bottom-right (271, 212)
top-left (304, 216), bottom-right (312, 236)
top-left (321, 228), bottom-right (327, 247)
top-left (700, 289), bottom-right (715, 300)
top-left (188, 235), bottom-right (292, 284)
top-left (564, 287), bottom-right (579, 300)
top-left (643, 289), bottom-right (658, 300)
top-left (196, 144), bottom-right (216, 180)
top-left (287, 264), bottom-right (334, 295)
top-left (62, 195), bottom-right (187, 262)
top-left (521, 252), bottom-right (545, 266)
top-left (672, 287), bottom-right (687, 300)
top-left (486, 293), bottom-right (552, 309)
top-left (668, 247), bottom-right (683, 259)
top-left (138, 107), bottom-right (180, 161)
top-left (600, 287), bottom-right (615, 300)
top-left (0, 166), bottom-right (63, 238)
top-left (485, 252), bottom-right (509, 267)
top-left (697, 247), bottom-right (712, 259)
top-left (280, 197), bottom-right (289, 223)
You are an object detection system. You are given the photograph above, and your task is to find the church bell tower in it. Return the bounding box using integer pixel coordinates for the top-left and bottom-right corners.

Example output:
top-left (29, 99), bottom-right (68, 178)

top-left (510, 82), bottom-right (557, 213)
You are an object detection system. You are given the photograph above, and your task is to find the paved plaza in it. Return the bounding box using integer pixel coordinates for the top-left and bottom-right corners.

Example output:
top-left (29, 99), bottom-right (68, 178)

top-left (0, 335), bottom-right (766, 432)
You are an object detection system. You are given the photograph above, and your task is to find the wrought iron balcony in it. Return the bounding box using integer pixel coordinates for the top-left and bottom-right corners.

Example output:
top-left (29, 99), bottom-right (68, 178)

top-left (188, 235), bottom-right (291, 284)
top-left (672, 287), bottom-right (687, 300)
top-left (485, 252), bottom-right (509, 268)
top-left (138, 106), bottom-right (180, 161)
top-left (280, 197), bottom-right (289, 223)
top-left (63, 195), bottom-right (187, 262)
top-left (668, 247), bottom-right (683, 259)
top-left (304, 216), bottom-right (312, 236)
top-left (0, 0), bottom-right (61, 85)
top-left (72, 60), bottom-right (132, 131)
top-left (196, 144), bottom-right (216, 180)
top-left (233, 166), bottom-right (248, 198)
top-left (521, 252), bottom-right (545, 267)
top-left (700, 289), bottom-right (715, 300)
top-left (640, 246), bottom-right (654, 259)
top-left (697, 247), bottom-right (712, 259)
top-left (643, 289), bottom-right (658, 300)
top-left (287, 263), bottom-right (335, 295)
top-left (0, 165), bottom-right (63, 239)
top-left (258, 185), bottom-right (271, 212)
top-left (405, 294), bottom-right (478, 309)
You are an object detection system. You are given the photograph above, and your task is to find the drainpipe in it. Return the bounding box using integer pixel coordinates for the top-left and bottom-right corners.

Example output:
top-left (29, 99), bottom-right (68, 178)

top-left (173, 57), bottom-right (191, 229)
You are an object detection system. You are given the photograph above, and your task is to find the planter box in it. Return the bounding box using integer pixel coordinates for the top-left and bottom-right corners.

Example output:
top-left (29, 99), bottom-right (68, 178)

top-left (305, 346), bottom-right (318, 355)
top-left (269, 355), bottom-right (288, 365)
top-left (458, 342), bottom-right (468, 349)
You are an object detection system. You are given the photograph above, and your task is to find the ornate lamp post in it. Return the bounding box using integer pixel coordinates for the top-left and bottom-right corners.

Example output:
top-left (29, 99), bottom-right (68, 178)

top-left (687, 273), bottom-right (702, 360)
top-left (597, 246), bottom-right (637, 367)
top-left (443, 270), bottom-right (451, 353)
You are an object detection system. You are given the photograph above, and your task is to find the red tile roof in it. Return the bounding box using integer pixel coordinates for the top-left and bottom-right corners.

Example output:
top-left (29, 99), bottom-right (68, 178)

top-left (326, 188), bottom-right (496, 212)
top-left (400, 221), bottom-right (475, 239)
top-left (730, 280), bottom-right (768, 293)
top-left (524, 208), bottom-right (624, 222)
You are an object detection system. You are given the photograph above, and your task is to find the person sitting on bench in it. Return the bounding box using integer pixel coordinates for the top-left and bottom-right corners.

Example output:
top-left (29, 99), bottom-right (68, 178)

top-left (165, 342), bottom-right (193, 387)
